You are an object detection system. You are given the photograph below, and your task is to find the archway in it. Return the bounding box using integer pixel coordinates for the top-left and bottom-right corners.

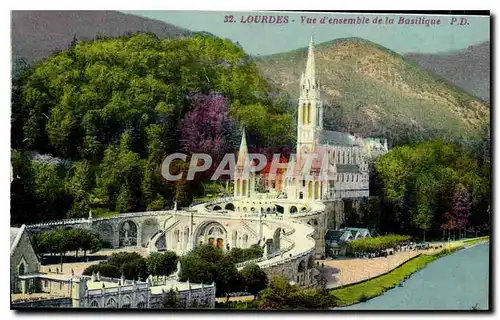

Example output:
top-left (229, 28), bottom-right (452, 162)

top-left (121, 296), bottom-right (131, 308)
top-left (213, 205), bottom-right (222, 211)
top-left (141, 218), bottom-right (160, 247)
top-left (106, 297), bottom-right (117, 308)
top-left (298, 260), bottom-right (305, 272)
top-left (194, 221), bottom-right (227, 249)
top-left (273, 228), bottom-right (281, 252)
top-left (307, 255), bottom-right (314, 269)
top-left (289, 206), bottom-right (297, 214)
top-left (119, 220), bottom-right (138, 246)
top-left (265, 238), bottom-right (274, 255)
top-left (155, 233), bottom-right (166, 251)
top-left (225, 203), bottom-right (235, 211)
top-left (297, 259), bottom-right (306, 285)
top-left (137, 295), bottom-right (146, 308)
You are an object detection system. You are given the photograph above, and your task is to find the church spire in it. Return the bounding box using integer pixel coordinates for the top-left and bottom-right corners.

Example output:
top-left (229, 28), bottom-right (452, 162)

top-left (237, 128), bottom-right (248, 167)
top-left (305, 36), bottom-right (316, 83)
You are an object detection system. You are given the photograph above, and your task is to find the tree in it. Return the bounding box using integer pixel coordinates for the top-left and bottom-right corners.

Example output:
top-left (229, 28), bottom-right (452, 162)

top-left (412, 203), bottom-right (433, 242)
top-left (453, 186), bottom-right (472, 240)
top-left (180, 93), bottom-right (237, 164)
top-left (146, 251), bottom-right (178, 276)
top-left (259, 275), bottom-right (297, 309)
top-left (179, 244), bottom-right (244, 299)
top-left (215, 257), bottom-right (241, 301)
top-left (239, 264), bottom-right (268, 299)
top-left (66, 160), bottom-right (94, 217)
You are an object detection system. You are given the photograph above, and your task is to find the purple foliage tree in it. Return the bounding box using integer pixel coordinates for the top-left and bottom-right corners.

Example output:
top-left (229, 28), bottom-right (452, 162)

top-left (452, 186), bottom-right (472, 240)
top-left (180, 93), bottom-right (238, 178)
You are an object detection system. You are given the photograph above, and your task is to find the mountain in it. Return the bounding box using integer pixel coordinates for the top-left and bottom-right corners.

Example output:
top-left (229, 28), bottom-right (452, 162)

top-left (11, 11), bottom-right (191, 67)
top-left (404, 42), bottom-right (490, 102)
top-left (255, 38), bottom-right (490, 144)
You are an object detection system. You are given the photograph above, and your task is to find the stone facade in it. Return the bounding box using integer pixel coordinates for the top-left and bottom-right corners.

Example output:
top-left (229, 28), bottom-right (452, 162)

top-left (71, 275), bottom-right (215, 309)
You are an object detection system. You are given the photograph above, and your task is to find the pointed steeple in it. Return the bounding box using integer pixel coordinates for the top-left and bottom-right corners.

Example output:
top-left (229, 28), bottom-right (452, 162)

top-left (305, 36), bottom-right (316, 83)
top-left (237, 128), bottom-right (248, 167)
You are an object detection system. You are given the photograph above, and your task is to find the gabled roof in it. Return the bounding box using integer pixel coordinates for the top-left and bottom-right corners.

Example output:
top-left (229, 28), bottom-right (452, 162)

top-left (10, 224), bottom-right (40, 265)
top-left (325, 230), bottom-right (343, 240)
top-left (10, 228), bottom-right (21, 251)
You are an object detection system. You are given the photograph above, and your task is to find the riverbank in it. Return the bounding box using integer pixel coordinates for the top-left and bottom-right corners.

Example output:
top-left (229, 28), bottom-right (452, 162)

top-left (329, 237), bottom-right (489, 308)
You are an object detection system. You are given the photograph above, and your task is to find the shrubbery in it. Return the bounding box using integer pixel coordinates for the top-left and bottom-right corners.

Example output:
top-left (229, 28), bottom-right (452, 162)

top-left (179, 244), bottom-right (268, 298)
top-left (347, 234), bottom-right (411, 254)
top-left (227, 244), bottom-right (264, 264)
top-left (82, 251), bottom-right (178, 280)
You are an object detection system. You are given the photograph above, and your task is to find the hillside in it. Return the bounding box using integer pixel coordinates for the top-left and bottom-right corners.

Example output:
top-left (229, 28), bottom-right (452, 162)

top-left (255, 38), bottom-right (490, 144)
top-left (11, 11), bottom-right (190, 67)
top-left (404, 41), bottom-right (490, 102)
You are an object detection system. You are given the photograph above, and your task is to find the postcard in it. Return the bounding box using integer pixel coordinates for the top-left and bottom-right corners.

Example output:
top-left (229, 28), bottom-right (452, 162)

top-left (10, 10), bottom-right (490, 311)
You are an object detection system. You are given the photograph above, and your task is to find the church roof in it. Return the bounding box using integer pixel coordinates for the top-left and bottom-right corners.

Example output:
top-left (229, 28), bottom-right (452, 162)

top-left (325, 230), bottom-right (344, 240)
top-left (10, 225), bottom-right (26, 255)
top-left (336, 164), bottom-right (361, 173)
top-left (319, 130), bottom-right (356, 146)
top-left (10, 227), bottom-right (21, 247)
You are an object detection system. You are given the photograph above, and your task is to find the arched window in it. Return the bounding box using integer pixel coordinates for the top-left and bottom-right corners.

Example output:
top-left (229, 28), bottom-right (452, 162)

top-left (121, 296), bottom-right (131, 308)
top-left (307, 103), bottom-right (311, 124)
top-left (106, 298), bottom-right (117, 308)
top-left (18, 262), bottom-right (25, 276)
top-left (242, 234), bottom-right (249, 248)
top-left (302, 103), bottom-right (306, 125)
top-left (90, 300), bottom-right (99, 308)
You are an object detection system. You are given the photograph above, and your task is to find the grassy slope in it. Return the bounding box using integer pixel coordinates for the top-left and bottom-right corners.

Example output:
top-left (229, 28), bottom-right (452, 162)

top-left (255, 38), bottom-right (489, 139)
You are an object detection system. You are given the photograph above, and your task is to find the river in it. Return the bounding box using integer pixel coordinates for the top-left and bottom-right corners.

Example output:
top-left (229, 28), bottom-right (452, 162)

top-left (338, 242), bottom-right (490, 310)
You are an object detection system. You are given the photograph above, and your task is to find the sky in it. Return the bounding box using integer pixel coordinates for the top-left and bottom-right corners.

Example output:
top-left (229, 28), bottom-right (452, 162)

top-left (121, 11), bottom-right (490, 56)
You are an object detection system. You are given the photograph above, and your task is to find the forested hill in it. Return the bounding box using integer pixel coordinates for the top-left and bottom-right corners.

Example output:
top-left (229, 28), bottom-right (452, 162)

top-left (404, 41), bottom-right (490, 103)
top-left (255, 38), bottom-right (490, 145)
top-left (11, 34), bottom-right (295, 225)
top-left (11, 11), bottom-right (191, 73)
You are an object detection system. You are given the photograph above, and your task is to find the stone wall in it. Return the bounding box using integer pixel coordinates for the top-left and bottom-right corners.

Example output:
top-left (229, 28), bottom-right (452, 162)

top-left (11, 298), bottom-right (72, 309)
top-left (260, 250), bottom-right (317, 286)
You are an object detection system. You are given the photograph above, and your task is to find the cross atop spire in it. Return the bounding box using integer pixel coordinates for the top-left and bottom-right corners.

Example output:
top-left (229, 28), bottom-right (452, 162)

top-left (300, 36), bottom-right (320, 99)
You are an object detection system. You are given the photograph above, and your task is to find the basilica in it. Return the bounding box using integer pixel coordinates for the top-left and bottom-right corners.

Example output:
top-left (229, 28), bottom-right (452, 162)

top-left (234, 37), bottom-right (388, 202)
